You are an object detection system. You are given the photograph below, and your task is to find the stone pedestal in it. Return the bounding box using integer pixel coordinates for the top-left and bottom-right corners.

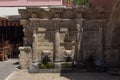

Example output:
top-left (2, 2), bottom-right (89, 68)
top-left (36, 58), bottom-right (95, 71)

top-left (19, 47), bottom-right (32, 69)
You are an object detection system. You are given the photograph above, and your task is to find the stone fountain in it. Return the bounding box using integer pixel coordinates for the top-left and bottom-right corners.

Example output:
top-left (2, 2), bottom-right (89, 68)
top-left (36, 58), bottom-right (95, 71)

top-left (18, 6), bottom-right (107, 71)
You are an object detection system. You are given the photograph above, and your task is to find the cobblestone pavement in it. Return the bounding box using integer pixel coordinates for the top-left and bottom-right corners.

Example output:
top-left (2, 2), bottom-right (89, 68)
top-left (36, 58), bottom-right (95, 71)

top-left (6, 69), bottom-right (120, 80)
top-left (6, 70), bottom-right (69, 80)
top-left (0, 59), bottom-right (18, 80)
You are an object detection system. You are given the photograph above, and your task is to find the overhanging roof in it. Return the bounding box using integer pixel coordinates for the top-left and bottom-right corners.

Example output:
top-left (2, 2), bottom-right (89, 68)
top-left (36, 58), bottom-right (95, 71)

top-left (0, 0), bottom-right (63, 7)
top-left (0, 17), bottom-right (21, 27)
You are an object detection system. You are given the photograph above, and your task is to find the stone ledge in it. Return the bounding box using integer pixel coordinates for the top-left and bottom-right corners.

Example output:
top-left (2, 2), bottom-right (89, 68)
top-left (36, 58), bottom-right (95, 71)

top-left (28, 69), bottom-right (61, 73)
top-left (18, 46), bottom-right (32, 51)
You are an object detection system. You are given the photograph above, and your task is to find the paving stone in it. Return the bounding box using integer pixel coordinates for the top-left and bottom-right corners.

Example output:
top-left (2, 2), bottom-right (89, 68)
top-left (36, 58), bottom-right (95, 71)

top-left (6, 69), bottom-right (120, 80)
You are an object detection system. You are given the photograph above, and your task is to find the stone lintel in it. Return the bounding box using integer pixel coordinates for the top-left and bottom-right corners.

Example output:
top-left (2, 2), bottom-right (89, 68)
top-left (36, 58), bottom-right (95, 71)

top-left (29, 18), bottom-right (39, 22)
top-left (20, 19), bottom-right (28, 25)
top-left (28, 18), bottom-right (76, 28)
top-left (19, 46), bottom-right (32, 52)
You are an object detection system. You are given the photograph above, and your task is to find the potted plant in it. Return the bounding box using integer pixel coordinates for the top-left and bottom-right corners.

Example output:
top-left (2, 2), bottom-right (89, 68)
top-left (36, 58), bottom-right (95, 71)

top-left (39, 62), bottom-right (54, 69)
top-left (84, 54), bottom-right (96, 71)
top-left (39, 55), bottom-right (54, 69)
top-left (61, 62), bottom-right (74, 73)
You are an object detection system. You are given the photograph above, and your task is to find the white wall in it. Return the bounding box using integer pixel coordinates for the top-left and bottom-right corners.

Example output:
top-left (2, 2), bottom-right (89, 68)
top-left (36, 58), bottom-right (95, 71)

top-left (0, 7), bottom-right (26, 17)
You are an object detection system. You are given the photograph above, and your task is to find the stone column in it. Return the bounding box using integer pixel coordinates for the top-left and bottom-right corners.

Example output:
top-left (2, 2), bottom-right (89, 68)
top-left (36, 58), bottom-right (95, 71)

top-left (19, 9), bottom-right (39, 46)
top-left (20, 20), bottom-right (30, 46)
top-left (32, 30), bottom-right (38, 61)
top-left (23, 29), bottom-right (33, 46)
top-left (97, 19), bottom-right (106, 61)
top-left (98, 24), bottom-right (103, 60)
top-left (75, 13), bottom-right (85, 62)
top-left (53, 19), bottom-right (62, 62)
top-left (51, 8), bottom-right (63, 62)
top-left (55, 30), bottom-right (61, 61)
top-left (20, 20), bottom-right (33, 46)
top-left (76, 23), bottom-right (83, 61)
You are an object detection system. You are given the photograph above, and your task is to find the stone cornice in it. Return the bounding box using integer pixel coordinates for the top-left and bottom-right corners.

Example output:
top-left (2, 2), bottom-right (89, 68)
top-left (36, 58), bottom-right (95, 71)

top-left (19, 7), bottom-right (107, 19)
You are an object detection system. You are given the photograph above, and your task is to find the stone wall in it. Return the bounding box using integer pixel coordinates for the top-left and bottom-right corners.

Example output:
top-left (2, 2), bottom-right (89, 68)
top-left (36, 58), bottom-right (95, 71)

top-left (81, 19), bottom-right (106, 61)
top-left (105, 0), bottom-right (120, 65)
top-left (90, 0), bottom-right (114, 11)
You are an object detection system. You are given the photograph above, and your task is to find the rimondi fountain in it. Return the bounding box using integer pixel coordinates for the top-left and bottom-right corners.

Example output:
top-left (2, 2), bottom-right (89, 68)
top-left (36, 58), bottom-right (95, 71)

top-left (18, 6), bottom-right (108, 71)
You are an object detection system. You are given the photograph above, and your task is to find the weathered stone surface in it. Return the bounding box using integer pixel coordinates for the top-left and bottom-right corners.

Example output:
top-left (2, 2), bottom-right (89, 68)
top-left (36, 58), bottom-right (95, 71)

top-left (19, 47), bottom-right (32, 69)
top-left (19, 7), bottom-right (108, 65)
top-left (105, 0), bottom-right (120, 65)
top-left (80, 19), bottom-right (106, 60)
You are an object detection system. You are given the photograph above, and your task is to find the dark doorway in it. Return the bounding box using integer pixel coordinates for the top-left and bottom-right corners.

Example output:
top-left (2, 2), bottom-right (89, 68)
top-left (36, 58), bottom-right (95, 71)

top-left (0, 26), bottom-right (24, 58)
